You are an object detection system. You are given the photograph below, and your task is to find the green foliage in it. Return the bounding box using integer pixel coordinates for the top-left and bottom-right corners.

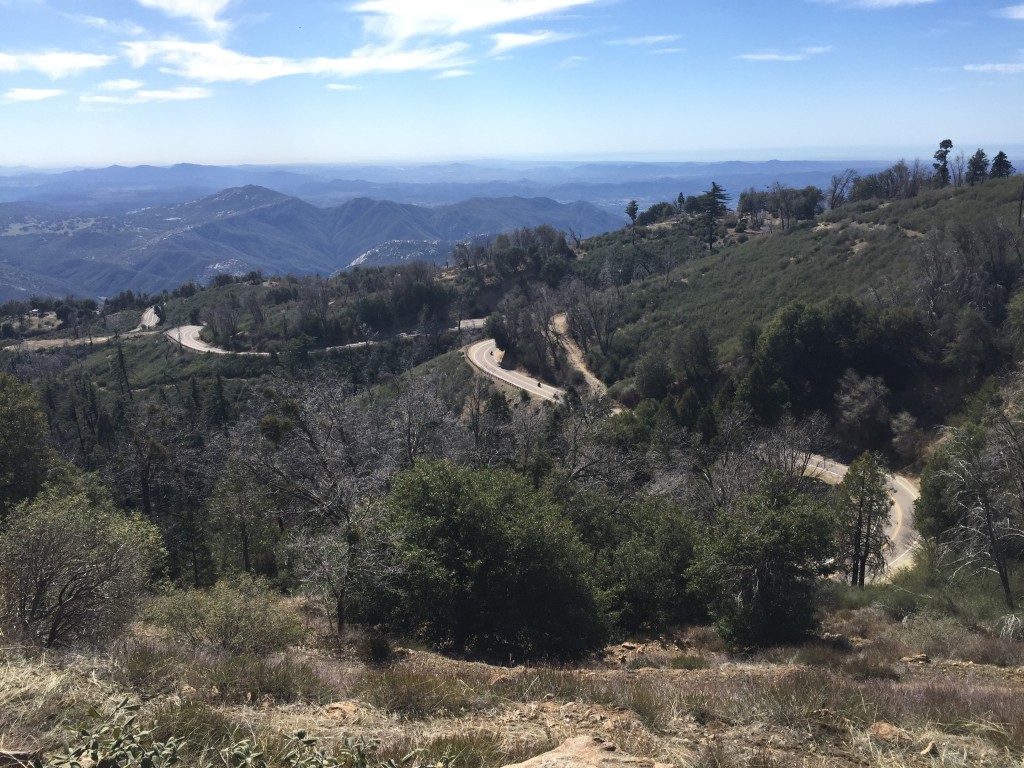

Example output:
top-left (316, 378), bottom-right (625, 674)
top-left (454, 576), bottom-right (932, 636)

top-left (383, 460), bottom-right (607, 660)
top-left (834, 452), bottom-right (892, 587)
top-left (355, 633), bottom-right (394, 665)
top-left (40, 700), bottom-right (403, 768)
top-left (688, 474), bottom-right (837, 647)
top-left (40, 699), bottom-right (184, 768)
top-left (146, 575), bottom-right (303, 655)
top-left (0, 371), bottom-right (54, 518)
top-left (0, 472), bottom-right (164, 647)
top-left (990, 150), bottom-right (1014, 179)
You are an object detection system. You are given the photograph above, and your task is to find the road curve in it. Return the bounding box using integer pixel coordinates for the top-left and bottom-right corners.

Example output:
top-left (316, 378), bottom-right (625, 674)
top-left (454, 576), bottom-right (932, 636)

top-left (466, 339), bottom-right (563, 404)
top-left (806, 454), bottom-right (920, 574)
top-left (165, 325), bottom-right (269, 356)
top-left (166, 318), bottom-right (488, 357)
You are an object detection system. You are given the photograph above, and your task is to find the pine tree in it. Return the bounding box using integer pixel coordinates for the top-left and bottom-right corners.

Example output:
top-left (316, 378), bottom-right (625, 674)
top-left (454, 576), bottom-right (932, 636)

top-left (701, 181), bottom-right (730, 250)
top-left (990, 151), bottom-right (1015, 179)
top-left (933, 139), bottom-right (953, 187)
top-left (835, 452), bottom-right (892, 587)
top-left (967, 148), bottom-right (990, 186)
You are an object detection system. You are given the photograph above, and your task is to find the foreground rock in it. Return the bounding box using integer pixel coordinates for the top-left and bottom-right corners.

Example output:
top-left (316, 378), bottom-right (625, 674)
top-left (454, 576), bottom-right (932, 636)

top-left (500, 736), bottom-right (670, 768)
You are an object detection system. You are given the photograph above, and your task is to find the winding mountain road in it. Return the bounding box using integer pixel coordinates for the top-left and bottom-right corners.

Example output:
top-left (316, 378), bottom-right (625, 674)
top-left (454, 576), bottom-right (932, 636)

top-left (166, 317), bottom-right (488, 356)
top-left (466, 337), bottom-right (920, 572)
top-left (165, 325), bottom-right (270, 356)
top-left (466, 339), bottom-right (563, 404)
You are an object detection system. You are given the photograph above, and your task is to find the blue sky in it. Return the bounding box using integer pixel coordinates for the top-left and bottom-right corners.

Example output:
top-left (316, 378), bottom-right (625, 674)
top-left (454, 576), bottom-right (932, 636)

top-left (1, 0), bottom-right (1022, 167)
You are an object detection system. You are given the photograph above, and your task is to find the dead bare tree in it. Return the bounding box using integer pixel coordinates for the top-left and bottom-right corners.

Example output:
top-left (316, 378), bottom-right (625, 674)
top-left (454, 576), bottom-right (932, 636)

top-left (828, 169), bottom-right (857, 210)
top-left (940, 421), bottom-right (1024, 609)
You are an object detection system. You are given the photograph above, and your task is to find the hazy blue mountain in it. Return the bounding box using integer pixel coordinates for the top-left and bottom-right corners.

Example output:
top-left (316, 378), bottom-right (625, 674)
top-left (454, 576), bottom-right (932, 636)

top-left (0, 186), bottom-right (623, 298)
top-left (0, 160), bottom-right (892, 213)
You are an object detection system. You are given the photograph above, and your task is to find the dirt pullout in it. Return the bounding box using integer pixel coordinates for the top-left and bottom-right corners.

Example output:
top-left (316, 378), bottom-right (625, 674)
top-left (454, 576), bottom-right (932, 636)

top-left (551, 313), bottom-right (607, 398)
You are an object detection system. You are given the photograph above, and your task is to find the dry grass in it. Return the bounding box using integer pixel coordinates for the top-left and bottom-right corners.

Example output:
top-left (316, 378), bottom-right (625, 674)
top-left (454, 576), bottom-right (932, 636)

top-left (0, 647), bottom-right (122, 752)
top-left (6, 606), bottom-right (1024, 768)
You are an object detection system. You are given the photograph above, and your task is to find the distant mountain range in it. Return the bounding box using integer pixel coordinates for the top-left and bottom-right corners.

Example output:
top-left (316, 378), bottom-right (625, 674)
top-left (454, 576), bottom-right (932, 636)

top-left (0, 186), bottom-right (623, 300)
top-left (0, 158), bottom-right (898, 300)
top-left (0, 159), bottom-right (893, 213)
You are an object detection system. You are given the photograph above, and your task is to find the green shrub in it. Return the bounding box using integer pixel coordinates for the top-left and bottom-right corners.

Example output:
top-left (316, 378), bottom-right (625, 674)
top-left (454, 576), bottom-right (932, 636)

top-left (668, 654), bottom-right (709, 670)
top-left (355, 634), bottom-right (393, 666)
top-left (147, 575), bottom-right (303, 655)
top-left (383, 461), bottom-right (607, 661)
top-left (352, 664), bottom-right (491, 719)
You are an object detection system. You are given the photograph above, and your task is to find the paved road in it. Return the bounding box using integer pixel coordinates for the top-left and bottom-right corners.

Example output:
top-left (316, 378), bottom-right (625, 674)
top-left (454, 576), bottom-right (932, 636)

top-left (465, 339), bottom-right (563, 404)
top-left (165, 325), bottom-right (270, 356)
top-left (166, 318), bottom-right (488, 357)
top-left (807, 454), bottom-right (920, 573)
top-left (465, 337), bottom-right (920, 571)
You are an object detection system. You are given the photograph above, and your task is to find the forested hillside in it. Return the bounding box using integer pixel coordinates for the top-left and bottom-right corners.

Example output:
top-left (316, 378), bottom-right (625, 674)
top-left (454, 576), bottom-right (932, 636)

top-left (3, 150), bottom-right (1024, 767)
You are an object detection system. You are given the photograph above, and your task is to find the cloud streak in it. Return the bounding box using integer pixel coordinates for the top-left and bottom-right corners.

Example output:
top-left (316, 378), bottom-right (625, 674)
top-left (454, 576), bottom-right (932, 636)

top-left (81, 86), bottom-right (213, 104)
top-left (123, 39), bottom-right (472, 82)
top-left (133, 0), bottom-right (234, 34)
top-left (995, 5), bottom-right (1024, 19)
top-left (351, 0), bottom-right (600, 41)
top-left (0, 51), bottom-right (116, 78)
top-left (3, 88), bottom-right (66, 102)
top-left (63, 14), bottom-right (147, 36)
top-left (490, 30), bottom-right (575, 55)
top-left (964, 61), bottom-right (1024, 74)
top-left (818, 0), bottom-right (936, 7)
top-left (608, 35), bottom-right (681, 46)
top-left (738, 46), bottom-right (831, 62)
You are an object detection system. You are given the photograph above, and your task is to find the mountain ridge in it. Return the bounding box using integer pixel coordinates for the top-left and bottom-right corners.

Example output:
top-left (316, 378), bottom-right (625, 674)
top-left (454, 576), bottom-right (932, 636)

top-left (0, 186), bottom-right (622, 299)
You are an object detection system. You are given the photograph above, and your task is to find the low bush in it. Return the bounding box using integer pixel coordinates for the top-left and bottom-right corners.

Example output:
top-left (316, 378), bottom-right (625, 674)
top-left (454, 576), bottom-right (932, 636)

top-left (355, 634), bottom-right (393, 666)
top-left (146, 575), bottom-right (303, 655)
top-left (197, 655), bottom-right (335, 705)
top-left (119, 641), bottom-right (179, 695)
top-left (352, 663), bottom-right (491, 719)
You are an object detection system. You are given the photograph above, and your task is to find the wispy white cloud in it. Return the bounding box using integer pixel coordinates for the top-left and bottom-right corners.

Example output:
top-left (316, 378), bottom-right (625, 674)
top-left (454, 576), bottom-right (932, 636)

top-left (3, 87), bottom-right (65, 102)
top-left (435, 68), bottom-right (472, 78)
top-left (995, 4), bottom-right (1024, 19)
top-left (608, 34), bottom-right (681, 46)
top-left (0, 51), bottom-right (116, 79)
top-left (817, 0), bottom-right (935, 7)
top-left (99, 78), bottom-right (146, 91)
top-left (327, 83), bottom-right (361, 91)
top-left (556, 55), bottom-right (585, 68)
top-left (738, 46), bottom-right (831, 61)
top-left (309, 43), bottom-right (472, 78)
top-left (964, 61), bottom-right (1024, 74)
top-left (653, 47), bottom-right (684, 54)
top-left (490, 30), bottom-right (574, 55)
top-left (81, 86), bottom-right (213, 104)
top-left (123, 40), bottom-right (307, 82)
top-left (351, 0), bottom-right (600, 41)
top-left (123, 39), bottom-right (471, 82)
top-left (133, 0), bottom-right (234, 35)
top-left (63, 13), bottom-right (147, 36)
